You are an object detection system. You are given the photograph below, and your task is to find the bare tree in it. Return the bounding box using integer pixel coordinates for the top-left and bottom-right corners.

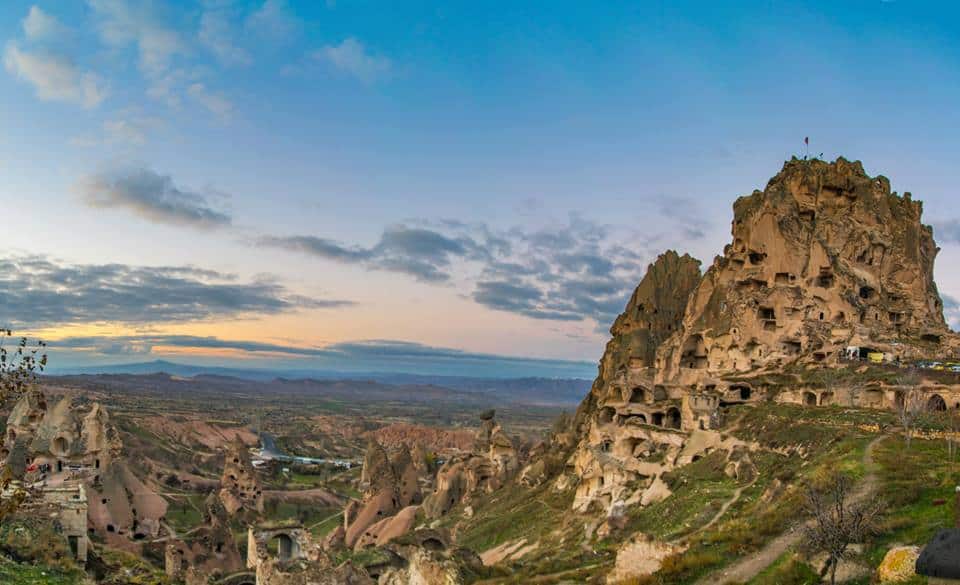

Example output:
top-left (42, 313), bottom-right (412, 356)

top-left (896, 388), bottom-right (926, 449)
top-left (940, 407), bottom-right (960, 463)
top-left (0, 330), bottom-right (48, 522)
top-left (801, 472), bottom-right (883, 585)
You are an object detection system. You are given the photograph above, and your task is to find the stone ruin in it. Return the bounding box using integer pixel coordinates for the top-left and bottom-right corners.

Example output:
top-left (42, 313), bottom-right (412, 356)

top-left (564, 158), bottom-right (960, 513)
top-left (246, 521), bottom-right (374, 585)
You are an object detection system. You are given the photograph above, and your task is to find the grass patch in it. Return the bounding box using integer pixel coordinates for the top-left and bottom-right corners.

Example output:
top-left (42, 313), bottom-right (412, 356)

top-left (0, 557), bottom-right (84, 584)
top-left (747, 553), bottom-right (819, 585)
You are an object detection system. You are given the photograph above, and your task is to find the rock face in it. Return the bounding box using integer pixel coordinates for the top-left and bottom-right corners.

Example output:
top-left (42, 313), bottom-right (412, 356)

top-left (422, 410), bottom-right (518, 519)
top-left (344, 439), bottom-right (425, 549)
top-left (656, 157), bottom-right (946, 387)
top-left (3, 390), bottom-right (121, 476)
top-left (1, 389), bottom-right (167, 541)
top-left (569, 158), bottom-right (957, 514)
top-left (607, 533), bottom-right (686, 583)
top-left (377, 530), bottom-right (481, 585)
top-left (165, 493), bottom-right (245, 583)
top-left (219, 437), bottom-right (264, 515)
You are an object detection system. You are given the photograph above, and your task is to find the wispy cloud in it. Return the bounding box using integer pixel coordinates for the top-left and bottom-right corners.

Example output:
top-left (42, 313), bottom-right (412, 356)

top-left (3, 42), bottom-right (107, 108)
top-left (186, 82), bottom-right (234, 119)
top-left (199, 0), bottom-right (252, 66)
top-left (71, 113), bottom-right (162, 147)
top-left (315, 38), bottom-right (392, 83)
top-left (87, 0), bottom-right (185, 78)
top-left (78, 164), bottom-right (232, 229)
top-left (0, 255), bottom-right (350, 329)
top-left (246, 0), bottom-right (301, 40)
top-left (22, 6), bottom-right (67, 41)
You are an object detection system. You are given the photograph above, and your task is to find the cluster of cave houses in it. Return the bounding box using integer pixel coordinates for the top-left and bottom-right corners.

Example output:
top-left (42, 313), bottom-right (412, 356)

top-left (0, 389), bottom-right (522, 584)
top-left (0, 388), bottom-right (170, 565)
top-left (593, 356), bottom-right (960, 446)
top-left (167, 409), bottom-right (521, 585)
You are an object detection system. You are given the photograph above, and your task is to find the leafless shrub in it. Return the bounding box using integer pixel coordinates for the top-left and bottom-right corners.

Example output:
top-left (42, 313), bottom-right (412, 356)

top-left (801, 472), bottom-right (883, 585)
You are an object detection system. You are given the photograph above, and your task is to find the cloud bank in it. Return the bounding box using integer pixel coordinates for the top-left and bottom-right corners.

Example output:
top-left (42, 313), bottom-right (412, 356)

top-left (260, 216), bottom-right (664, 327)
top-left (0, 255), bottom-right (349, 328)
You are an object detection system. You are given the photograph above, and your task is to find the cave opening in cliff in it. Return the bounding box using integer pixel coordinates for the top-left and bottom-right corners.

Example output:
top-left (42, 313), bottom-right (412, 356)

top-left (665, 407), bottom-right (681, 429)
top-left (783, 340), bottom-right (802, 355)
top-left (629, 387), bottom-right (647, 403)
top-left (759, 307), bottom-right (776, 320)
top-left (819, 392), bottom-right (834, 406)
top-left (927, 394), bottom-right (947, 412)
top-left (731, 385), bottom-right (752, 400)
top-left (817, 269), bottom-right (835, 288)
top-left (681, 334), bottom-right (708, 369)
top-left (598, 407), bottom-right (616, 426)
top-left (803, 391), bottom-right (817, 406)
top-left (654, 386), bottom-right (668, 401)
top-left (775, 272), bottom-right (795, 285)
top-left (651, 412), bottom-right (664, 426)
top-left (53, 436), bottom-right (69, 456)
top-left (859, 285), bottom-right (876, 299)
top-left (748, 251), bottom-right (767, 264)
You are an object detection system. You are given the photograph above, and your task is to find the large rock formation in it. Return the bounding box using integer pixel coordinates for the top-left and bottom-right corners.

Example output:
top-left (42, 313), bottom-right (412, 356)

top-left (422, 410), bottom-right (518, 519)
top-left (344, 439), bottom-right (425, 549)
top-left (2, 389), bottom-right (168, 541)
top-left (656, 156), bottom-right (947, 386)
top-left (3, 391), bottom-right (121, 476)
top-left (219, 437), bottom-right (264, 515)
top-left (165, 493), bottom-right (245, 584)
top-left (568, 158), bottom-right (958, 513)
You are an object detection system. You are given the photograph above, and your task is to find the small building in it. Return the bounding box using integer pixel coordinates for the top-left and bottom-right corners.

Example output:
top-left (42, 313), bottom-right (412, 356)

top-left (38, 483), bottom-right (89, 564)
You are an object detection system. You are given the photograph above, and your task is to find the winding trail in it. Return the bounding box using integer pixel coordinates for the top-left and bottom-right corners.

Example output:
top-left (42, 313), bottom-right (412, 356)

top-left (695, 476), bottom-right (758, 537)
top-left (694, 435), bottom-right (885, 585)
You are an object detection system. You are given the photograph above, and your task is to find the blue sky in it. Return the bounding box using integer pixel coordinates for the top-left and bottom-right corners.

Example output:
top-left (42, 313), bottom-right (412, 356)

top-left (2, 0), bottom-right (960, 377)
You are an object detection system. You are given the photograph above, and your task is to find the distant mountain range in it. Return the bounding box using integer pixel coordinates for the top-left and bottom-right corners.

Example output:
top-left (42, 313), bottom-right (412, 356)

top-left (45, 360), bottom-right (591, 406)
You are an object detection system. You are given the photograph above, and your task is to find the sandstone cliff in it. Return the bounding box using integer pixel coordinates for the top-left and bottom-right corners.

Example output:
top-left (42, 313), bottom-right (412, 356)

top-left (567, 157), bottom-right (957, 513)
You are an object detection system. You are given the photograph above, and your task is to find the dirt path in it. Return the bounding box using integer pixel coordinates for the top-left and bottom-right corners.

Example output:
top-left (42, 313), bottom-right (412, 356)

top-left (694, 477), bottom-right (758, 536)
top-left (695, 435), bottom-right (884, 585)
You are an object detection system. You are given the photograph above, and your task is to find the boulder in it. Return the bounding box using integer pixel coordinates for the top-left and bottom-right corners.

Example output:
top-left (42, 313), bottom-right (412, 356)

top-left (877, 546), bottom-right (921, 583)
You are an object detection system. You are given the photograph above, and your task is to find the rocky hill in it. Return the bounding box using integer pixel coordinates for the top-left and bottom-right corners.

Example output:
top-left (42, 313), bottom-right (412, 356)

top-left (567, 157), bottom-right (959, 514)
